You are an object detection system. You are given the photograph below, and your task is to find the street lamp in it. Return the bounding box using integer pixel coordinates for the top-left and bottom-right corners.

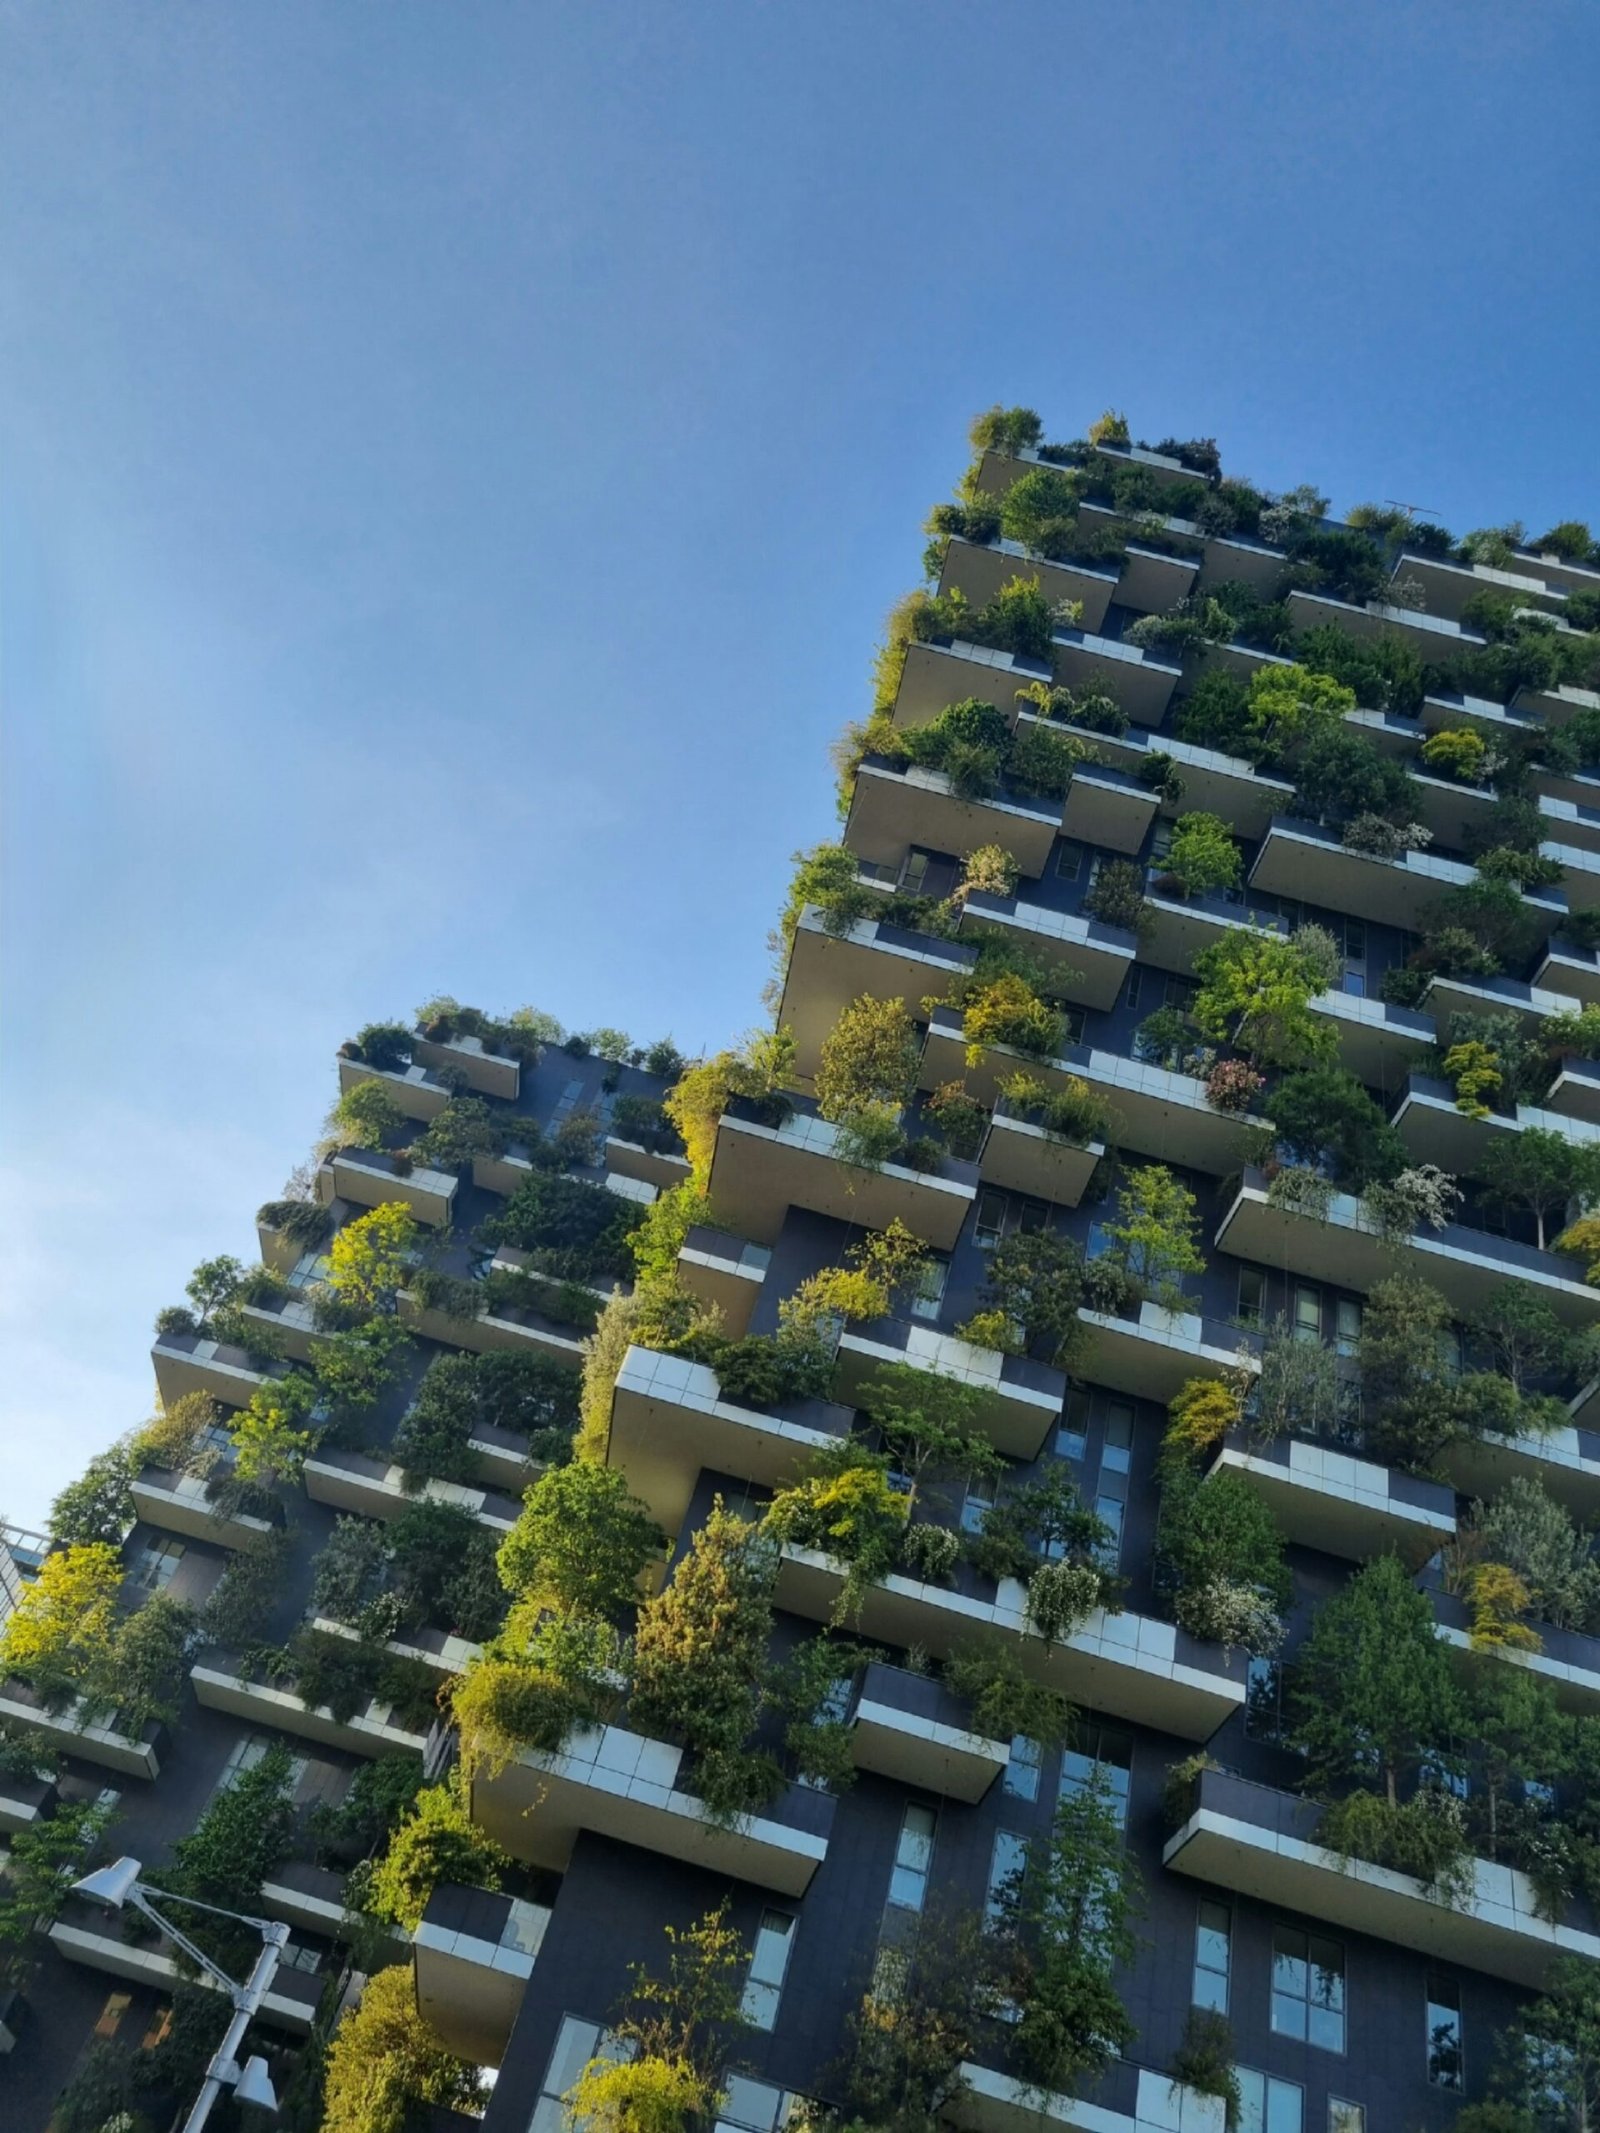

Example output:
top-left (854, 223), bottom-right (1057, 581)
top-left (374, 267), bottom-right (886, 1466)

top-left (71, 1855), bottom-right (289, 2129)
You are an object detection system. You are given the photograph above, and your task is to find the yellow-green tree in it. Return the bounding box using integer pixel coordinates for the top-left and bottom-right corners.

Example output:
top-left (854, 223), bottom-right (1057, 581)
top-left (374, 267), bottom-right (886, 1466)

top-left (327, 1201), bottom-right (417, 1315)
top-left (321, 1964), bottom-right (483, 2133)
top-left (233, 1374), bottom-right (320, 1487)
top-left (0, 1543), bottom-right (123, 1707)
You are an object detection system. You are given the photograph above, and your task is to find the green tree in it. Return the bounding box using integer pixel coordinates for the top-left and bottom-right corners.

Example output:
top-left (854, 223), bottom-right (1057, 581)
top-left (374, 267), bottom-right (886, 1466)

top-left (0, 1542), bottom-right (123, 1707)
top-left (569, 1905), bottom-right (752, 2133)
top-left (815, 994), bottom-right (921, 1124)
top-left (981, 1226), bottom-right (1086, 1361)
top-left (496, 1461), bottom-right (663, 1616)
top-left (858, 1364), bottom-right (1001, 1518)
top-left (0, 1797), bottom-right (114, 1990)
top-left (1103, 1165), bottom-right (1206, 1309)
top-left (163, 1739), bottom-right (295, 1910)
top-left (185, 1253), bottom-right (244, 1332)
top-left (232, 1372), bottom-right (321, 1487)
top-left (1486, 1957), bottom-right (1600, 2133)
top-left (1473, 1477), bottom-right (1600, 1632)
top-left (321, 1964), bottom-right (484, 2133)
top-left (1471, 1289), bottom-right (1576, 1396)
top-left (1478, 1128), bottom-right (1600, 1250)
top-left (1358, 1274), bottom-right (1460, 1470)
top-left (1264, 1067), bottom-right (1405, 1191)
top-left (1162, 813), bottom-right (1242, 897)
top-left (363, 1774), bottom-right (509, 1932)
top-left (47, 1445), bottom-right (135, 1546)
top-left (1291, 1555), bottom-right (1463, 1805)
top-left (1241, 662), bottom-right (1355, 766)
top-left (311, 1315), bottom-right (410, 1410)
top-left (838, 1907), bottom-right (1005, 2133)
top-left (331, 1077), bottom-right (404, 1149)
top-left (1192, 926), bottom-right (1339, 1070)
top-left (326, 1201), bottom-right (418, 1314)
top-left (100, 1592), bottom-right (196, 1731)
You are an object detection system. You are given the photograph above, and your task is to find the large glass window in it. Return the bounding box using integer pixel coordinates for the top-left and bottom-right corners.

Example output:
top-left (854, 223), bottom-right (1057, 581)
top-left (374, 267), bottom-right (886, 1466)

top-left (1099, 1401), bottom-right (1134, 1475)
top-left (1271, 1926), bottom-right (1346, 2051)
top-left (1092, 1492), bottom-right (1125, 1570)
top-left (1060, 1725), bottom-right (1132, 1829)
top-left (1237, 2069), bottom-right (1303, 2133)
top-left (888, 1802), bottom-right (937, 1911)
top-left (1245, 1656), bottom-right (1286, 1742)
top-left (1328, 2103), bottom-right (1364, 2133)
top-left (740, 1911), bottom-right (796, 2031)
top-left (530, 2015), bottom-right (633, 2133)
top-left (985, 1830), bottom-right (1028, 1925)
top-left (1237, 1266), bottom-right (1266, 1326)
top-left (1055, 840), bottom-right (1085, 881)
top-left (1426, 1976), bottom-right (1463, 2089)
top-left (129, 1537), bottom-right (185, 1591)
top-left (1004, 1735), bottom-right (1042, 1802)
top-left (1192, 1899), bottom-right (1231, 2012)
top-left (960, 1479), bottom-right (996, 1535)
top-left (1056, 1385), bottom-right (1090, 1461)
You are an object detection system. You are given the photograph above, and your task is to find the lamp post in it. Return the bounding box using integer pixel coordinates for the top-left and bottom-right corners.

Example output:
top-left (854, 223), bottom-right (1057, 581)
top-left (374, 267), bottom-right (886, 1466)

top-left (70, 1855), bottom-right (288, 2129)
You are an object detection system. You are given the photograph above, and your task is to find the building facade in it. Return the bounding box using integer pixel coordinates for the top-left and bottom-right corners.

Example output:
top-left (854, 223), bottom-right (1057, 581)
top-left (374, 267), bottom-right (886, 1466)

top-left (9, 411), bottom-right (1600, 2133)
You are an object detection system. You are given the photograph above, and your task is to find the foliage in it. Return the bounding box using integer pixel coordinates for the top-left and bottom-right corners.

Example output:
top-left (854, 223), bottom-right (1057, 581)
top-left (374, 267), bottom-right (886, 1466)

top-left (482, 1167), bottom-right (644, 1282)
top-left (109, 1593), bottom-right (197, 1731)
top-left (1165, 1376), bottom-right (1243, 1461)
top-left (48, 1446), bottom-right (135, 1546)
top-left (452, 1629), bottom-right (615, 1776)
top-left (859, 1362), bottom-right (1001, 1516)
top-left (838, 1907), bottom-right (1004, 2133)
top-left (997, 1069), bottom-right (1115, 1146)
top-left (1205, 1058), bottom-right (1264, 1113)
top-left (1557, 1214), bottom-right (1600, 1287)
top-left (1316, 1789), bottom-right (1473, 1907)
top-left (321, 1964), bottom-right (484, 2133)
top-left (900, 1521), bottom-right (963, 1583)
top-left (982, 1226), bottom-right (1086, 1360)
top-left (944, 1641), bottom-right (1073, 1747)
top-left (1103, 1164), bottom-right (1205, 1309)
top-left (1026, 1560), bottom-right (1109, 1644)
top-left (202, 1527), bottom-right (292, 1647)
top-left (1358, 1274), bottom-right (1458, 1469)
top-left (0, 1542), bottom-right (122, 1708)
top-left (326, 1201), bottom-right (417, 1314)
top-left (1362, 1162), bottom-right (1460, 1240)
top-left (1265, 1065), bottom-right (1405, 1190)
top-left (1171, 2010), bottom-right (1243, 2131)
top-left (924, 1080), bottom-right (989, 1160)
top-left (1193, 923), bottom-right (1340, 1069)
top-left (1463, 1562), bottom-right (1542, 1653)
top-left (497, 1461), bottom-right (664, 1616)
top-left (1160, 812), bottom-right (1242, 897)
top-left (766, 1453), bottom-right (910, 1613)
top-left (1422, 724), bottom-right (1493, 782)
top-left (1160, 1463), bottom-right (1288, 1652)
top-left (164, 1739), bottom-right (295, 1910)
top-left (1484, 1956), bottom-right (1600, 2133)
top-left (572, 1905), bottom-right (752, 2133)
top-left (332, 1076), bottom-right (404, 1149)
top-left (1083, 857), bottom-right (1150, 935)
top-left (0, 1796), bottom-right (114, 1989)
top-left (1443, 1038), bottom-right (1504, 1117)
top-left (1482, 1128), bottom-right (1600, 1250)
top-left (364, 1773), bottom-right (509, 1931)
top-left (1341, 811), bottom-right (1428, 860)
top-left (232, 1372), bottom-right (321, 1487)
top-left (1469, 1477), bottom-right (1600, 1632)
top-left (664, 1029), bottom-right (797, 1184)
top-left (1252, 1318), bottom-right (1342, 1444)
top-left (816, 995), bottom-right (921, 1124)
top-left (961, 971), bottom-right (1064, 1061)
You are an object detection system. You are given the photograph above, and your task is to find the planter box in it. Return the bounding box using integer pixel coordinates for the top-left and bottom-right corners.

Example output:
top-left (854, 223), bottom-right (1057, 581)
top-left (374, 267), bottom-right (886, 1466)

top-left (412, 1030), bottom-right (522, 1100)
top-left (151, 1332), bottom-right (286, 1412)
top-left (1206, 1431), bottom-right (1456, 1565)
top-left (321, 1151), bottom-right (457, 1227)
top-left (337, 1055), bottom-right (452, 1123)
top-left (302, 1449), bottom-right (521, 1533)
top-left (413, 1882), bottom-right (552, 2066)
top-left (190, 1658), bottom-right (432, 1760)
top-left (131, 1466), bottom-right (278, 1550)
top-left (0, 1682), bottom-right (161, 1780)
top-left (48, 1915), bottom-right (321, 2033)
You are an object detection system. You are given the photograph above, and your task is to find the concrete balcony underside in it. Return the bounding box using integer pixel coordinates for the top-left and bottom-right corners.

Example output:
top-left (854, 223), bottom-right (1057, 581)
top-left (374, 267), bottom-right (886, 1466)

top-left (775, 1546), bottom-right (1245, 1741)
top-left (190, 1660), bottom-right (432, 1760)
top-left (846, 757), bottom-right (1062, 879)
top-left (780, 906), bottom-right (977, 1081)
top-left (48, 1921), bottom-right (322, 2034)
top-left (303, 1450), bottom-right (521, 1533)
top-left (0, 1685), bottom-right (161, 1780)
top-left (1288, 588), bottom-right (1488, 666)
top-left (1251, 817), bottom-right (1563, 940)
top-left (603, 1134), bottom-right (692, 1192)
top-left (1207, 1437), bottom-right (1455, 1565)
top-left (399, 1286), bottom-right (588, 1368)
top-left (706, 1109), bottom-right (977, 1252)
top-left (1166, 1769), bottom-right (1600, 1988)
top-left (469, 1723), bottom-right (832, 1897)
top-left (832, 1321), bottom-right (1066, 1461)
top-left (337, 1055), bottom-right (451, 1123)
top-left (1018, 713), bottom-right (1293, 843)
top-left (1060, 765), bottom-right (1159, 855)
top-left (892, 638), bottom-right (1051, 734)
top-left (978, 1109), bottom-right (1103, 1206)
top-left (1440, 1422), bottom-right (1600, 1523)
top-left (675, 1226), bottom-right (772, 1339)
top-left (1536, 944), bottom-right (1600, 1011)
top-left (413, 1883), bottom-right (551, 2066)
top-left (1138, 892), bottom-right (1290, 985)
top-left (151, 1333), bottom-right (283, 1413)
top-left (850, 1690), bottom-right (1007, 1803)
top-left (946, 2061), bottom-right (1226, 2133)
top-left (412, 1029), bottom-right (521, 1100)
top-left (131, 1467), bottom-right (277, 1550)
top-left (937, 533), bottom-right (1120, 633)
top-left (956, 892), bottom-right (1137, 1010)
top-left (1312, 986), bottom-right (1438, 1089)
top-left (1075, 1302), bottom-right (1257, 1406)
top-left (1393, 1077), bottom-right (1600, 1172)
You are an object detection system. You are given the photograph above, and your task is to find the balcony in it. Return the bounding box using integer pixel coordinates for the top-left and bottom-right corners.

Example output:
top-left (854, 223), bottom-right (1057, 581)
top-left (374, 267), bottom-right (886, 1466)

top-left (1216, 1168), bottom-right (1600, 1328)
top-left (938, 533), bottom-right (1120, 632)
top-left (414, 1881), bottom-right (552, 2066)
top-left (1020, 714), bottom-right (1294, 842)
top-left (956, 891), bottom-right (1137, 1010)
top-left (131, 1464), bottom-right (279, 1551)
top-left (260, 1859), bottom-right (395, 1947)
top-left (1047, 627), bottom-right (1182, 727)
top-left (931, 1011), bottom-right (1270, 1177)
top-left (705, 1100), bottom-right (978, 1252)
top-left (1509, 546), bottom-right (1600, 599)
top-left (467, 1721), bottom-right (834, 1897)
top-left (604, 1133), bottom-right (691, 1192)
top-left (48, 1908), bottom-right (322, 2034)
top-left (302, 1447), bottom-right (522, 1533)
top-left (606, 1345), bottom-right (853, 1541)
top-left (1540, 793), bottom-right (1600, 860)
top-left (1114, 541), bottom-right (1200, 615)
top-left (1076, 1301), bottom-right (1258, 1407)
top-left (1392, 1073), bottom-right (1600, 1173)
top-left (190, 1654), bottom-right (433, 1759)
top-left (0, 1680), bottom-right (162, 1780)
top-left (412, 1028), bottom-right (522, 1100)
top-left (1201, 639), bottom-right (1297, 686)
top-left (1535, 939), bottom-right (1600, 1010)
top-left (846, 756), bottom-right (1062, 879)
top-left (1251, 815), bottom-right (1565, 939)
top-left (892, 638), bottom-right (1052, 734)
top-left (978, 1102), bottom-right (1104, 1207)
top-left (1544, 1057), bottom-right (1600, 1125)
top-left (336, 1054), bottom-right (452, 1124)
top-left (1410, 769), bottom-right (1498, 852)
top-left (1141, 886), bottom-right (1291, 983)
top-left (1287, 588), bottom-right (1488, 666)
top-left (780, 905), bottom-right (978, 1080)
top-left (1394, 549), bottom-right (1565, 624)
top-left (947, 2059), bottom-right (1227, 2133)
top-left (321, 1148), bottom-right (457, 1227)
top-left (400, 1254), bottom-right (603, 1368)
top-left (1424, 967), bottom-right (1580, 1035)
top-left (1421, 687), bottom-right (1545, 745)
top-left (1074, 497), bottom-right (1284, 603)
top-left (775, 1546), bottom-right (1245, 1741)
top-left (1205, 1431), bottom-right (1455, 1565)
top-left (1091, 439), bottom-right (1207, 492)
top-left (1423, 1570), bottom-right (1600, 1719)
top-left (237, 1292), bottom-right (320, 1365)
top-left (1515, 682), bottom-right (1600, 729)
top-left (151, 1331), bottom-right (288, 1412)
top-left (1165, 1765), bottom-right (1600, 1988)
top-left (676, 1225), bottom-right (773, 1338)
top-left (310, 1614), bottom-right (482, 1679)
top-left (832, 1319), bottom-right (1067, 1462)
top-left (1311, 987), bottom-right (1437, 1088)
top-left (848, 1661), bottom-right (1006, 1802)
top-left (1060, 762), bottom-right (1160, 855)
top-left (1439, 1419), bottom-right (1600, 1525)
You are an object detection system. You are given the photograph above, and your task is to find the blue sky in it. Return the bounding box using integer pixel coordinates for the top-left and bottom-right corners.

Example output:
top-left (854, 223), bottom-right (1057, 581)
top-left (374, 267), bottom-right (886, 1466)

top-left (2, 3), bottom-right (1596, 1525)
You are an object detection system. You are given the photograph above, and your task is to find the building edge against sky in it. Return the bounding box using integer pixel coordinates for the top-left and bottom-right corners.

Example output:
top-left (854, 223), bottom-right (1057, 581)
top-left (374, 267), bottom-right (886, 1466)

top-left (5, 407), bottom-right (1600, 2133)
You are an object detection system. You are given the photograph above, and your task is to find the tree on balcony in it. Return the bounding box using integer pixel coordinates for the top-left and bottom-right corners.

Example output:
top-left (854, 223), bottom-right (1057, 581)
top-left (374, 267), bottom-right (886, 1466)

top-left (1159, 812), bottom-right (1242, 899)
top-left (837, 1906), bottom-right (1006, 2133)
top-left (361, 1771), bottom-right (509, 1933)
top-left (1468, 1477), bottom-right (1600, 1633)
top-left (1264, 1066), bottom-right (1405, 1191)
top-left (0, 1542), bottom-right (122, 1710)
top-left (859, 1364), bottom-right (1000, 1521)
top-left (331, 1075), bottom-right (404, 1150)
top-left (232, 1372), bottom-right (321, 1488)
top-left (816, 993), bottom-right (921, 1126)
top-left (326, 1200), bottom-right (418, 1313)
top-left (570, 1904), bottom-right (753, 2133)
top-left (1478, 1127), bottom-right (1600, 1251)
top-left (498, 1460), bottom-right (664, 1621)
top-left (322, 1963), bottom-right (484, 2133)
top-left (1103, 1164), bottom-right (1206, 1311)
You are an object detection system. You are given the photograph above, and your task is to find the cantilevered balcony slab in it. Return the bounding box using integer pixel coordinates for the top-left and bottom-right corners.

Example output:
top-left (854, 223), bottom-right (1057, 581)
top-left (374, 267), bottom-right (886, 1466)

top-left (1424, 968), bottom-right (1581, 1038)
top-left (1515, 682), bottom-right (1600, 729)
top-left (1165, 1766), bottom-right (1600, 1989)
top-left (1215, 1169), bottom-right (1600, 1327)
top-left (922, 1008), bottom-right (1256, 1176)
top-left (469, 1723), bottom-right (833, 1897)
top-left (938, 534), bottom-right (1119, 632)
top-left (1075, 1302), bottom-right (1258, 1406)
top-left (0, 1769), bottom-right (58, 1835)
top-left (310, 1615), bottom-right (483, 1680)
top-left (781, 906), bottom-right (977, 1080)
top-left (1091, 440), bottom-right (1205, 492)
top-left (849, 1662), bottom-right (1007, 1803)
top-left (1288, 588), bottom-right (1488, 666)
top-left (1310, 988), bottom-right (1436, 1090)
top-left (1440, 1421), bottom-right (1600, 1525)
top-left (1393, 1075), bottom-right (1600, 1172)
top-left (892, 639), bottom-right (1051, 734)
top-left (979, 1106), bottom-right (1104, 1207)
top-left (1543, 1058), bottom-right (1600, 1124)
top-left (706, 1105), bottom-right (978, 1252)
top-left (1047, 628), bottom-right (1181, 727)
top-left (1201, 640), bottom-right (1297, 686)
top-left (1396, 550), bottom-right (1565, 624)
top-left (1410, 770), bottom-right (1498, 852)
top-left (0, 1682), bottom-right (162, 1780)
top-left (1060, 763), bottom-right (1160, 855)
top-left (1206, 1433), bottom-right (1455, 1565)
top-left (1020, 714), bottom-right (1295, 843)
top-left (1509, 547), bottom-right (1600, 599)
top-left (1141, 890), bottom-right (1290, 983)
top-left (400, 1279), bottom-right (587, 1366)
top-left (1421, 688), bottom-right (1545, 746)
top-left (1540, 794), bottom-right (1600, 860)
top-left (190, 1656), bottom-right (433, 1759)
top-left (1426, 1575), bottom-right (1600, 1719)
top-left (414, 1883), bottom-right (552, 2066)
top-left (303, 1448), bottom-right (521, 1532)
top-left (947, 2061), bottom-right (1227, 2133)
top-left (833, 1320), bottom-right (1067, 1462)
top-left (337, 1055), bottom-right (452, 1123)
top-left (412, 1029), bottom-right (522, 1100)
top-left (607, 1345), bottom-right (852, 1540)
top-left (260, 1859), bottom-right (401, 1947)
top-left (676, 1225), bottom-right (772, 1338)
top-left (1544, 841), bottom-right (1600, 913)
top-left (151, 1332), bottom-right (288, 1413)
top-left (322, 1149), bottom-right (457, 1226)
top-left (775, 1547), bottom-right (1244, 1741)
top-left (131, 1465), bottom-right (278, 1550)
top-left (847, 757), bottom-right (1061, 878)
top-left (1536, 941), bottom-right (1600, 1010)
top-left (49, 1914), bottom-right (322, 2034)
top-left (237, 1293), bottom-right (320, 1365)
top-left (957, 891), bottom-right (1137, 1010)
top-left (1251, 816), bottom-right (1565, 938)
top-left (603, 1134), bottom-right (691, 1192)
top-left (1114, 542), bottom-right (1199, 615)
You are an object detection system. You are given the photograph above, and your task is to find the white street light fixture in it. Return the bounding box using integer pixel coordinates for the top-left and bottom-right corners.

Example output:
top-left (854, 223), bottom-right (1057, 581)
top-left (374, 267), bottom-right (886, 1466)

top-left (70, 1855), bottom-right (289, 2128)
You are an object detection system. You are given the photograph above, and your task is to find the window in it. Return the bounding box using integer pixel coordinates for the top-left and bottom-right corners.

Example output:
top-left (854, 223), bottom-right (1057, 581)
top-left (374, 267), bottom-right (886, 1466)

top-left (1292, 1284), bottom-right (1322, 1344)
top-left (531, 2015), bottom-right (634, 2133)
top-left (211, 1735), bottom-right (308, 1805)
top-left (985, 1830), bottom-right (1027, 1924)
top-left (960, 1479), bottom-right (995, 1535)
top-left (278, 1940), bottom-right (322, 1974)
top-left (1099, 1401), bottom-right (1134, 1475)
top-left (550, 1078), bottom-right (587, 1126)
top-left (717, 2076), bottom-right (797, 2133)
top-left (1004, 1735), bottom-right (1042, 1802)
top-left (1056, 1386), bottom-right (1090, 1461)
top-left (909, 1257), bottom-right (948, 1322)
top-left (974, 1190), bottom-right (1046, 1249)
top-left (1055, 840), bottom-right (1085, 881)
top-left (1164, 975), bottom-right (1199, 1011)
top-left (1237, 2069), bottom-right (1303, 2133)
top-left (129, 1537), bottom-right (185, 1592)
top-left (1092, 1493), bottom-right (1124, 1570)
top-left (1245, 1657), bottom-right (1286, 1741)
top-left (1192, 1900), bottom-right (1231, 2012)
top-left (1122, 967), bottom-right (1143, 1012)
top-left (1328, 2104), bottom-right (1364, 2133)
top-left (1237, 1266), bottom-right (1266, 1326)
top-left (1426, 1976), bottom-right (1463, 2089)
top-left (1149, 822), bottom-right (1174, 872)
top-left (740, 1911), bottom-right (796, 2031)
top-left (900, 850), bottom-right (931, 895)
top-left (198, 1420), bottom-right (234, 1459)
top-left (1061, 1005), bottom-right (1087, 1044)
top-left (1060, 1725), bottom-right (1132, 1828)
top-left (1341, 920), bottom-right (1368, 999)
top-left (1333, 1297), bottom-right (1362, 1357)
top-left (888, 1803), bottom-right (937, 1910)
top-left (287, 1249), bottom-right (331, 1290)
top-left (1271, 1926), bottom-right (1346, 2051)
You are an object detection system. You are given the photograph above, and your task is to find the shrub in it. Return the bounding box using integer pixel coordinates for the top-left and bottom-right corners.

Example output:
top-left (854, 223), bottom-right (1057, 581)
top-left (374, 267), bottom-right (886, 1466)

top-left (1026, 1560), bottom-right (1106, 1643)
top-left (1103, 1165), bottom-right (1206, 1309)
top-left (944, 1642), bottom-right (1072, 1747)
top-left (1422, 726), bottom-right (1492, 782)
top-left (1083, 857), bottom-right (1149, 934)
top-left (765, 1459), bottom-right (909, 1605)
top-left (332, 1078), bottom-right (403, 1149)
top-left (970, 405), bottom-right (1043, 455)
top-left (321, 1964), bottom-right (484, 2133)
top-left (1165, 1377), bottom-right (1242, 1461)
top-left (1204, 1058), bottom-right (1264, 1113)
top-left (955, 1307), bottom-right (1024, 1355)
top-left (1193, 925), bottom-right (1339, 1070)
top-left (924, 1080), bottom-right (988, 1159)
top-left (352, 1022), bottom-right (414, 1070)
top-left (1362, 1163), bottom-right (1460, 1239)
top-left (1087, 410), bottom-right (1130, 447)
top-left (1317, 1790), bottom-right (1473, 1906)
top-left (998, 1068), bottom-right (1114, 1145)
top-left (1265, 1065), bottom-right (1405, 1190)
top-left (815, 994), bottom-right (920, 1123)
top-left (1161, 813), bottom-right (1241, 897)
top-left (497, 1461), bottom-right (663, 1615)
top-left (901, 1522), bottom-right (961, 1583)
top-left (452, 1650), bottom-right (609, 1774)
top-left (1171, 2010), bottom-right (1243, 2131)
top-left (961, 972), bottom-right (1063, 1061)
top-left (364, 1776), bottom-right (509, 1931)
